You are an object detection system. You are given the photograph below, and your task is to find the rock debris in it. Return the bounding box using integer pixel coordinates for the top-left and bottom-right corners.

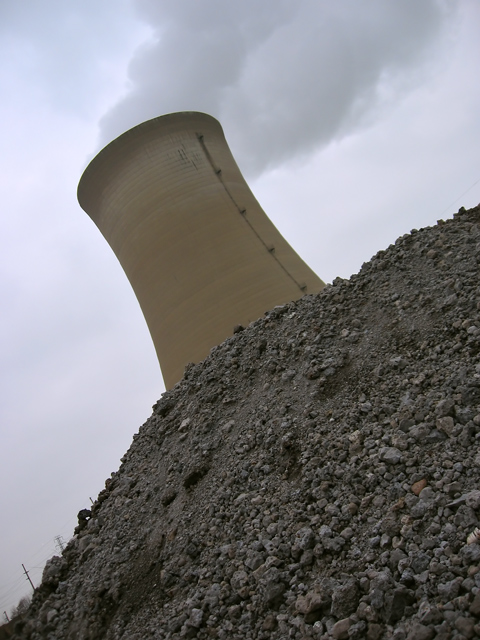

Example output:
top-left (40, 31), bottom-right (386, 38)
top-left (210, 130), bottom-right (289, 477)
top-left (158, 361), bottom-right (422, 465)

top-left (11, 204), bottom-right (480, 639)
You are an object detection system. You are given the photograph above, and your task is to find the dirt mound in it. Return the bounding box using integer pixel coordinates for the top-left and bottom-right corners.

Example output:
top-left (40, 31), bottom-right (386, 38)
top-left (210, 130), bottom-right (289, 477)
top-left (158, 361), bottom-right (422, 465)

top-left (12, 205), bottom-right (480, 639)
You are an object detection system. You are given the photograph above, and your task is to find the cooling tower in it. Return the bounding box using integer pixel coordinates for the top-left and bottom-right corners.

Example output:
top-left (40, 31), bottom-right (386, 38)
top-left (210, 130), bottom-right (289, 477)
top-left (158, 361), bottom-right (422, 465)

top-left (78, 112), bottom-right (324, 389)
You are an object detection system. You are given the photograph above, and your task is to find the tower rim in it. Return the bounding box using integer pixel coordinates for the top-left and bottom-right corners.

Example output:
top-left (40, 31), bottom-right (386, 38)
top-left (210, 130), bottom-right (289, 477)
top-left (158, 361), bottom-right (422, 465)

top-left (77, 111), bottom-right (221, 209)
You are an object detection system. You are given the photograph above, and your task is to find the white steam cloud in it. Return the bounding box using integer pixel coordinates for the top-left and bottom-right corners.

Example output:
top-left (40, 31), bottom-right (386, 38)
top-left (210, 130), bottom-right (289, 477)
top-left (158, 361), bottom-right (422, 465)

top-left (100, 0), bottom-right (454, 176)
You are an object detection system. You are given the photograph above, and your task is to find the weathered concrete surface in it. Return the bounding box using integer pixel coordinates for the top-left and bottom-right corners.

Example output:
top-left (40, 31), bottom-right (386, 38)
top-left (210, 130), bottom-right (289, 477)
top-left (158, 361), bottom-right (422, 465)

top-left (78, 112), bottom-right (324, 389)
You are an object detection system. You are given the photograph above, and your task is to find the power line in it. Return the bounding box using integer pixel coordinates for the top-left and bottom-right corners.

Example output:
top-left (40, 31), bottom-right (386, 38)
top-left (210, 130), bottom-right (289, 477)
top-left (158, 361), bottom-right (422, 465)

top-left (0, 580), bottom-right (29, 610)
top-left (0, 574), bottom-right (26, 596)
top-left (0, 583), bottom-right (32, 613)
top-left (439, 175), bottom-right (480, 217)
top-left (1, 520), bottom-right (77, 614)
top-left (0, 528), bottom-right (73, 609)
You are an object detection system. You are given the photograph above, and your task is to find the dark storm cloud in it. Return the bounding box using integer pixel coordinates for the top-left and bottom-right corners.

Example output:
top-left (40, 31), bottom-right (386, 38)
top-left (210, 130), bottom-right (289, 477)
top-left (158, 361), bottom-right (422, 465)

top-left (99, 0), bottom-right (455, 175)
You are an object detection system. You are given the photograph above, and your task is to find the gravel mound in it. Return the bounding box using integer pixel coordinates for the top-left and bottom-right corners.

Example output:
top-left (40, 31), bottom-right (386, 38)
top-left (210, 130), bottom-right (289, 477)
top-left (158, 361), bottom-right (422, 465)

top-left (12, 205), bottom-right (480, 640)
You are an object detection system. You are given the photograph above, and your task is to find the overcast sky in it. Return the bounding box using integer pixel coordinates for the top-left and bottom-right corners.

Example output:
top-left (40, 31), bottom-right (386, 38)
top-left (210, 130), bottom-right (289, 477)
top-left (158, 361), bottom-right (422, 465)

top-left (1, 0), bottom-right (479, 615)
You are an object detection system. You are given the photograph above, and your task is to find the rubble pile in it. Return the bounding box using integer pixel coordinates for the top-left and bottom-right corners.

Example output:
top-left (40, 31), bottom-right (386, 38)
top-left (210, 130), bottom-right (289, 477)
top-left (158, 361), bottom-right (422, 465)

top-left (12, 205), bottom-right (480, 639)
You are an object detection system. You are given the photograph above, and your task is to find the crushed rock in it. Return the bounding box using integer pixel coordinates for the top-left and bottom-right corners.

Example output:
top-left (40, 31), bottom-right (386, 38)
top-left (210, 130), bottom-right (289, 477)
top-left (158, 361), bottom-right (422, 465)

top-left (10, 204), bottom-right (480, 640)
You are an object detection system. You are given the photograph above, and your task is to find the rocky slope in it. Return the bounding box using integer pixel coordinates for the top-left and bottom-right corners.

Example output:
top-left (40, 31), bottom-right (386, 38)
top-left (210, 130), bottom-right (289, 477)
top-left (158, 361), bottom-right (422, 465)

top-left (11, 205), bottom-right (480, 640)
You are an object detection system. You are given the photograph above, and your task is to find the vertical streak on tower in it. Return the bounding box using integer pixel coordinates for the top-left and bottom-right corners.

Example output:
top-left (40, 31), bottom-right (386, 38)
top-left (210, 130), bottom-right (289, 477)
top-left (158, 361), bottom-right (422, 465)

top-left (77, 112), bottom-right (324, 389)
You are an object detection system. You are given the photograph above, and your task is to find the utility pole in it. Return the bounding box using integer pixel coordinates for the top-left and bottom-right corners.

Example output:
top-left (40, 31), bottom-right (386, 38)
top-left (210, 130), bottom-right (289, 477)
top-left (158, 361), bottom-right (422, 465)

top-left (54, 535), bottom-right (65, 553)
top-left (22, 564), bottom-right (35, 591)
top-left (3, 611), bottom-right (9, 623)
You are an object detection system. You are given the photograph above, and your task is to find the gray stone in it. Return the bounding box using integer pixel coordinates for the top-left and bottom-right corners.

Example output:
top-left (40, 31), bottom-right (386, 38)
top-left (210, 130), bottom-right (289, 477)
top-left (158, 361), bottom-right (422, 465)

top-left (436, 416), bottom-right (455, 436)
top-left (366, 623), bottom-right (384, 640)
top-left (323, 536), bottom-right (345, 553)
top-left (466, 490), bottom-right (480, 510)
top-left (385, 587), bottom-right (414, 624)
top-left (293, 527), bottom-right (315, 550)
top-left (437, 577), bottom-right (463, 602)
top-left (409, 424), bottom-right (430, 441)
top-left (469, 592), bottom-right (480, 616)
top-left (331, 579), bottom-right (359, 619)
top-left (369, 571), bottom-right (394, 612)
top-left (410, 501), bottom-right (428, 518)
top-left (260, 567), bottom-right (285, 604)
top-left (331, 617), bottom-right (351, 639)
top-left (295, 591), bottom-right (327, 616)
top-left (406, 622), bottom-right (435, 640)
top-left (462, 543), bottom-right (480, 564)
top-left (411, 552), bottom-right (431, 574)
top-left (245, 551), bottom-right (264, 571)
top-left (455, 616), bottom-right (476, 638)
top-left (187, 608), bottom-right (203, 628)
top-left (230, 570), bottom-right (248, 592)
top-left (454, 505), bottom-right (477, 529)
top-left (436, 398), bottom-right (455, 418)
top-left (379, 447), bottom-right (403, 464)
top-left (417, 601), bottom-right (443, 625)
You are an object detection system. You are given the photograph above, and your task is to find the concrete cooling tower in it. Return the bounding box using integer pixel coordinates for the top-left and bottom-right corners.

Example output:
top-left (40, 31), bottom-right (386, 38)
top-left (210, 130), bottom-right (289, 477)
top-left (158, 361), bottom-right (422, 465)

top-left (77, 112), bottom-right (325, 389)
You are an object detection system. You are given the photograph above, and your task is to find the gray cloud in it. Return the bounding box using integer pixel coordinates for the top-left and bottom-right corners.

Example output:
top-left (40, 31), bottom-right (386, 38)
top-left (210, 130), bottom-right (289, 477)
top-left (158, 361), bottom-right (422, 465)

top-left (99, 0), bottom-right (455, 176)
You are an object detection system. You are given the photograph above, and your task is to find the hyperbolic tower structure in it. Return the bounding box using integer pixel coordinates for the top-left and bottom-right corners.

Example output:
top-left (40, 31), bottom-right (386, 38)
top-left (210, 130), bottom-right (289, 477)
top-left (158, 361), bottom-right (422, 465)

top-left (78, 112), bottom-right (324, 389)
